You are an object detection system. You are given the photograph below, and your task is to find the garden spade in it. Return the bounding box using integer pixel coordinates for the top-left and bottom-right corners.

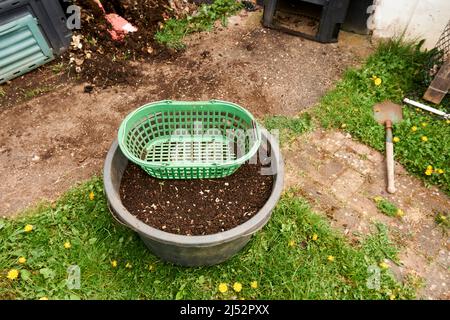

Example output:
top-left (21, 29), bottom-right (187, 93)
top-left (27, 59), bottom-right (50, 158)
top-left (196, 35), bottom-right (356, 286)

top-left (373, 101), bottom-right (403, 194)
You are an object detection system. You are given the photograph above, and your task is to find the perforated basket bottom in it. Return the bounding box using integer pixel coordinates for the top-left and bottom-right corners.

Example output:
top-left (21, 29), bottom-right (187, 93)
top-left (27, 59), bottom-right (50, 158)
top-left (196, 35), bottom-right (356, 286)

top-left (142, 165), bottom-right (240, 179)
top-left (136, 135), bottom-right (242, 179)
top-left (136, 135), bottom-right (241, 179)
top-left (141, 135), bottom-right (236, 164)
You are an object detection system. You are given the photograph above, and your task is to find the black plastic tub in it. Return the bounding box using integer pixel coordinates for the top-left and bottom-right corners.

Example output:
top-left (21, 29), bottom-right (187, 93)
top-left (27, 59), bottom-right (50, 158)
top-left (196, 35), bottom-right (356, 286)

top-left (103, 129), bottom-right (284, 266)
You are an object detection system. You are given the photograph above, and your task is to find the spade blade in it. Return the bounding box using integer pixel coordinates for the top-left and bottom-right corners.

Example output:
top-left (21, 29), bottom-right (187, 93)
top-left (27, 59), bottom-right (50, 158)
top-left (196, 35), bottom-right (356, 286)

top-left (373, 101), bottom-right (403, 125)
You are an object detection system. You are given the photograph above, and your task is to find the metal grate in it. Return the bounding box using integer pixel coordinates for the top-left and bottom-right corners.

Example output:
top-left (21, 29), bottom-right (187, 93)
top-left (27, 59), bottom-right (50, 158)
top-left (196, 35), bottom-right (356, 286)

top-left (435, 20), bottom-right (450, 62)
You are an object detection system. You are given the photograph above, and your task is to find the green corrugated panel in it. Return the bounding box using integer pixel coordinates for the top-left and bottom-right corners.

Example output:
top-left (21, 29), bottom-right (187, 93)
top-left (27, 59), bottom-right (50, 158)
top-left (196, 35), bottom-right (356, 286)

top-left (0, 14), bottom-right (54, 84)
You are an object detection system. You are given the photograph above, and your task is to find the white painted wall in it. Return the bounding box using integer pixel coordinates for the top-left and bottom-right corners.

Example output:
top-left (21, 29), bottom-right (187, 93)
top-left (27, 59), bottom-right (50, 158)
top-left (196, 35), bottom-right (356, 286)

top-left (370, 0), bottom-right (450, 49)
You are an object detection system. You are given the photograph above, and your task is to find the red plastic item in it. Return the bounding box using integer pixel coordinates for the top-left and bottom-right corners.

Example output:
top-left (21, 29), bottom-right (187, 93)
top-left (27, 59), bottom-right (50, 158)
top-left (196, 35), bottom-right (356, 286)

top-left (93, 0), bottom-right (137, 41)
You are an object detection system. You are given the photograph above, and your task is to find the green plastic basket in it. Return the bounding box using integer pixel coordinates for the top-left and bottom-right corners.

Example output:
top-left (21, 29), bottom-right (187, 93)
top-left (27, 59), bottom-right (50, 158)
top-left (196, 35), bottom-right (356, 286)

top-left (118, 100), bottom-right (261, 179)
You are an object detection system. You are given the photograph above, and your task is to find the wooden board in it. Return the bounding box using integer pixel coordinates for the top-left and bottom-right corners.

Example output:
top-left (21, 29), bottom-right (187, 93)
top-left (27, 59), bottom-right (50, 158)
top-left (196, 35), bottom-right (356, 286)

top-left (423, 60), bottom-right (450, 104)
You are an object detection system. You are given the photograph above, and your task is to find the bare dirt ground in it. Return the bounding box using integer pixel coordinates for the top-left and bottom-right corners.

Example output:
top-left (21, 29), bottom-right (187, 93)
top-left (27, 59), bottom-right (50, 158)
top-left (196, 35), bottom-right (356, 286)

top-left (284, 130), bottom-right (450, 299)
top-left (0, 11), bottom-right (369, 216)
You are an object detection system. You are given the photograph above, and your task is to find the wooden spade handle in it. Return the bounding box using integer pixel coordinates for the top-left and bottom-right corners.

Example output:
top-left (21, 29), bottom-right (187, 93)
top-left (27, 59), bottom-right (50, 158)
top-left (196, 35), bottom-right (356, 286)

top-left (385, 121), bottom-right (396, 193)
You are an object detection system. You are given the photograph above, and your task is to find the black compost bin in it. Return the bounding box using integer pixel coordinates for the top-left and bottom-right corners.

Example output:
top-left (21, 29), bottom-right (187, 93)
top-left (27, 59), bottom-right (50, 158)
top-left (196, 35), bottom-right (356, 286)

top-left (0, 0), bottom-right (71, 83)
top-left (263, 0), bottom-right (350, 43)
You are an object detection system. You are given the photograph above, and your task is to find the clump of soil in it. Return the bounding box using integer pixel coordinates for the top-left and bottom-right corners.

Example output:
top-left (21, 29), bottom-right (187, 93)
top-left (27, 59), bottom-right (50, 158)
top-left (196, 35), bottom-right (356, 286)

top-left (68, 0), bottom-right (198, 86)
top-left (120, 162), bottom-right (274, 236)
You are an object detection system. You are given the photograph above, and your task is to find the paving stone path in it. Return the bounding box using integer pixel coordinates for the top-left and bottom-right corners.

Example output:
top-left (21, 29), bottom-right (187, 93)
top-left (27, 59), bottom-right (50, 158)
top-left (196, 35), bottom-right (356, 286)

top-left (283, 129), bottom-right (449, 299)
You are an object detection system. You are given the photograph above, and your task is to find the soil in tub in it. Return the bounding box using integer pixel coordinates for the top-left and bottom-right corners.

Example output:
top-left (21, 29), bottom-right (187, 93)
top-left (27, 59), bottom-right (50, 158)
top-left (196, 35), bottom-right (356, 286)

top-left (120, 161), bottom-right (274, 236)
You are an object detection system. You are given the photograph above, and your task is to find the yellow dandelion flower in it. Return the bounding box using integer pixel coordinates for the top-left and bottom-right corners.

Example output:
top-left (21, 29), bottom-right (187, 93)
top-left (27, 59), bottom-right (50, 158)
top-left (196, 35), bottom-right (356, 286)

top-left (411, 126), bottom-right (417, 132)
top-left (7, 269), bottom-right (19, 280)
top-left (64, 242), bottom-right (71, 249)
top-left (24, 224), bottom-right (33, 232)
top-left (421, 136), bottom-right (428, 142)
top-left (18, 257), bottom-right (27, 264)
top-left (396, 209), bottom-right (405, 217)
top-left (379, 262), bottom-right (389, 270)
top-left (389, 294), bottom-right (396, 300)
top-left (327, 255), bottom-right (335, 262)
top-left (374, 196), bottom-right (383, 203)
top-left (425, 169), bottom-right (433, 176)
top-left (125, 262), bottom-right (132, 269)
top-left (421, 122), bottom-right (427, 127)
top-left (39, 297), bottom-right (49, 300)
top-left (341, 123), bottom-right (347, 128)
top-left (393, 137), bottom-right (400, 143)
top-left (89, 191), bottom-right (95, 201)
top-left (111, 260), bottom-right (118, 268)
top-left (374, 77), bottom-right (382, 86)
top-left (218, 283), bottom-right (228, 293)
top-left (233, 282), bottom-right (243, 293)
top-left (312, 233), bottom-right (318, 241)
top-left (437, 169), bottom-right (444, 174)
top-left (427, 165), bottom-right (433, 171)
top-left (447, 120), bottom-right (450, 124)
top-left (250, 281), bottom-right (258, 289)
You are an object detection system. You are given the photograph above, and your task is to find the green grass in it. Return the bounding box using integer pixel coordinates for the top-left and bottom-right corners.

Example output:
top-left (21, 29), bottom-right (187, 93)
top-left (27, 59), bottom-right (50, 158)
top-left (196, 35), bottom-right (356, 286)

top-left (263, 113), bottom-right (313, 146)
top-left (0, 179), bottom-right (414, 300)
top-left (22, 87), bottom-right (51, 99)
top-left (155, 0), bottom-right (243, 49)
top-left (49, 62), bottom-right (66, 74)
top-left (315, 39), bottom-right (450, 194)
top-left (373, 197), bottom-right (399, 217)
top-left (435, 211), bottom-right (449, 230)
